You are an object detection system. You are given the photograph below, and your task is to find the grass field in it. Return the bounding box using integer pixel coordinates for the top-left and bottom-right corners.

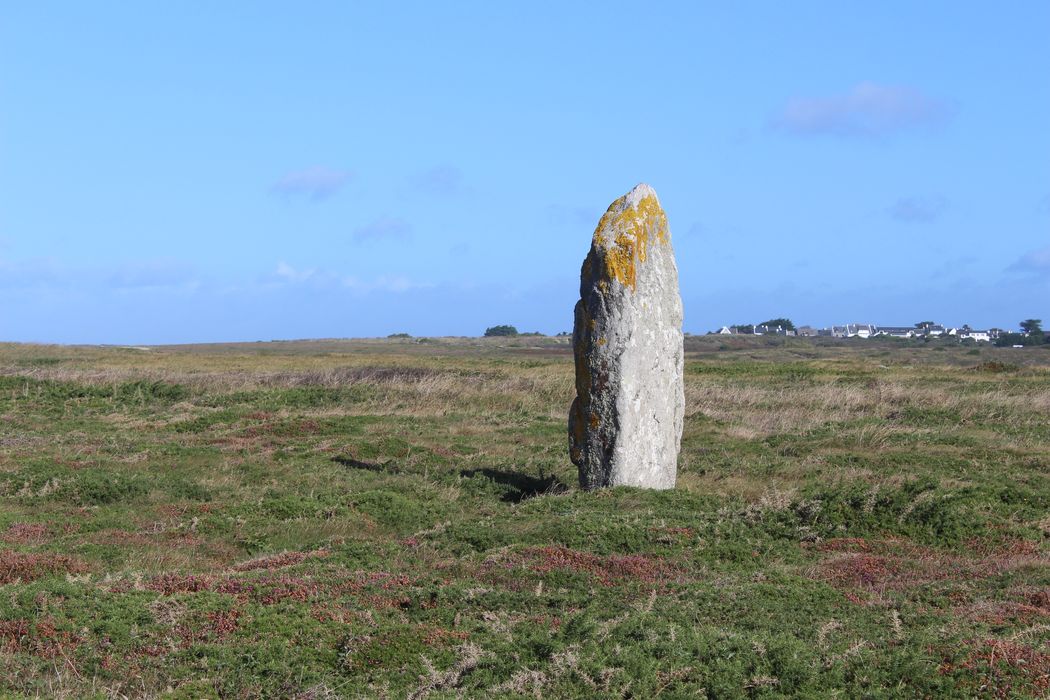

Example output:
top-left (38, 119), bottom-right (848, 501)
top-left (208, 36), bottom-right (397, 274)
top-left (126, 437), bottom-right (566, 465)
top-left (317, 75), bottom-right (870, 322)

top-left (0, 335), bottom-right (1047, 698)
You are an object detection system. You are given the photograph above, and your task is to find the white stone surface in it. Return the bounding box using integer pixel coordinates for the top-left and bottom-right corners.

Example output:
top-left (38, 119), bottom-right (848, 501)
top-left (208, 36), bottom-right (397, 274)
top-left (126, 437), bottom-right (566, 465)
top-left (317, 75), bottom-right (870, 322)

top-left (569, 183), bottom-right (684, 490)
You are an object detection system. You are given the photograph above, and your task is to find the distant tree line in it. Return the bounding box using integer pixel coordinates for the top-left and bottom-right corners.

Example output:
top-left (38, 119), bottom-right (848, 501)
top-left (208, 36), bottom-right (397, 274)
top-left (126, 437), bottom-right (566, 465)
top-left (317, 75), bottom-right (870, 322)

top-left (729, 318), bottom-right (795, 334)
top-left (995, 319), bottom-right (1045, 346)
top-left (483, 325), bottom-right (548, 337)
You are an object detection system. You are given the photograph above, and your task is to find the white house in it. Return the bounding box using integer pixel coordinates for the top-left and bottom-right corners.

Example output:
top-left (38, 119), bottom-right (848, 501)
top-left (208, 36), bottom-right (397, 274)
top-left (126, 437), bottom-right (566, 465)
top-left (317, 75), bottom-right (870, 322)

top-left (846, 323), bottom-right (876, 338)
top-left (959, 329), bottom-right (991, 342)
top-left (876, 326), bottom-right (915, 338)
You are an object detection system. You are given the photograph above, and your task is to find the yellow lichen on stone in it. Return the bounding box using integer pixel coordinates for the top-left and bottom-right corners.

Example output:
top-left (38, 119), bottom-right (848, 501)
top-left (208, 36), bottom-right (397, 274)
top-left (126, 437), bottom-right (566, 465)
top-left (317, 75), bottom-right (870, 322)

top-left (592, 193), bottom-right (669, 291)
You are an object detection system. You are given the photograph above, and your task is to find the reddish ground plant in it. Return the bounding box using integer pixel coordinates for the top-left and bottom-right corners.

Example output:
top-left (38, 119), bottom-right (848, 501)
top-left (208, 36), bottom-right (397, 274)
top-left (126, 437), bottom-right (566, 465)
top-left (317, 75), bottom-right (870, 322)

top-left (519, 546), bottom-right (678, 587)
top-left (812, 538), bottom-right (1049, 605)
top-left (145, 573), bottom-right (215, 595)
top-left (1030, 589), bottom-right (1050, 610)
top-left (0, 550), bottom-right (87, 584)
top-left (818, 553), bottom-right (902, 591)
top-left (650, 526), bottom-right (695, 544)
top-left (0, 619), bottom-right (29, 654)
top-left (421, 626), bottom-right (470, 645)
top-left (253, 575), bottom-right (324, 605)
top-left (310, 601), bottom-right (354, 623)
top-left (964, 536), bottom-right (1042, 557)
top-left (343, 571), bottom-right (414, 593)
top-left (956, 600), bottom-right (1050, 626)
top-left (206, 609), bottom-right (242, 638)
top-left (940, 638), bottom-right (1050, 699)
top-left (0, 523), bottom-right (50, 545)
top-left (175, 609), bottom-right (242, 648)
top-left (155, 502), bottom-right (217, 519)
top-left (813, 537), bottom-right (871, 553)
top-left (0, 617), bottom-right (82, 658)
top-left (139, 569), bottom-right (343, 607)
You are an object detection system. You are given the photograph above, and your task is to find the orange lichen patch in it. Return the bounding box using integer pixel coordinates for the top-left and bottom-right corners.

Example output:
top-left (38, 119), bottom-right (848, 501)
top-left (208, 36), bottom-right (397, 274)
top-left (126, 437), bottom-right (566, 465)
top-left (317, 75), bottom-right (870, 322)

top-left (592, 193), bottom-right (669, 291)
top-left (588, 411), bottom-right (600, 429)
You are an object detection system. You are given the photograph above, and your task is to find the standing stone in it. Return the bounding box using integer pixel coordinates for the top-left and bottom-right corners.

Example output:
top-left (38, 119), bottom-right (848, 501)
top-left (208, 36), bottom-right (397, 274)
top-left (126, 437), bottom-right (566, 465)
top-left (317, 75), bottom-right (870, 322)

top-left (569, 183), bottom-right (684, 490)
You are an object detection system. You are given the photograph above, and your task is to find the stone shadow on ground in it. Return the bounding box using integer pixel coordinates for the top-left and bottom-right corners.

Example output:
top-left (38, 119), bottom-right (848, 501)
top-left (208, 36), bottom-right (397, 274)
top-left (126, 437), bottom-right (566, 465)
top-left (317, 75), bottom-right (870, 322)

top-left (458, 467), bottom-right (568, 503)
top-left (331, 456), bottom-right (400, 473)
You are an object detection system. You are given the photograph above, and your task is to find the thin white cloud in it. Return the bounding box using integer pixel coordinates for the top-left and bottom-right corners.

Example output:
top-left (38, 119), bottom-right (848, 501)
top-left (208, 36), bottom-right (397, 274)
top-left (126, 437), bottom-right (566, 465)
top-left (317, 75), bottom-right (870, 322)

top-left (275, 261), bottom-right (319, 283)
top-left (773, 82), bottom-right (950, 137)
top-left (412, 165), bottom-right (463, 196)
top-left (273, 262), bottom-right (425, 294)
top-left (887, 195), bottom-right (947, 223)
top-left (272, 166), bottom-right (352, 200)
top-left (342, 275), bottom-right (419, 293)
top-left (1008, 246), bottom-right (1050, 276)
top-left (353, 216), bottom-right (411, 243)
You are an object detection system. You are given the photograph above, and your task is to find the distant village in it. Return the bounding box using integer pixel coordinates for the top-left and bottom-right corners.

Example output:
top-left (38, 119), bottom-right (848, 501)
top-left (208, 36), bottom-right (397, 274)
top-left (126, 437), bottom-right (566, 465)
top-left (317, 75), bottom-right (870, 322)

top-left (712, 319), bottom-right (1048, 345)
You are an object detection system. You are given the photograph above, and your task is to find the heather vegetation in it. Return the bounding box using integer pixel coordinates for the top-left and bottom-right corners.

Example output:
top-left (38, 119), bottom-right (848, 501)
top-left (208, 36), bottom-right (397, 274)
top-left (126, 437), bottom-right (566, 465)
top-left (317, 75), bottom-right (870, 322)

top-left (0, 336), bottom-right (1047, 698)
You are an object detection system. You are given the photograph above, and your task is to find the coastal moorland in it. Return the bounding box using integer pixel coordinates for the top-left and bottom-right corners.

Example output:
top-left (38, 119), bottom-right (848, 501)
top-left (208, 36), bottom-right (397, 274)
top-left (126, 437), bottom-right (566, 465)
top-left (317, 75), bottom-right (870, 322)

top-left (0, 336), bottom-right (1047, 698)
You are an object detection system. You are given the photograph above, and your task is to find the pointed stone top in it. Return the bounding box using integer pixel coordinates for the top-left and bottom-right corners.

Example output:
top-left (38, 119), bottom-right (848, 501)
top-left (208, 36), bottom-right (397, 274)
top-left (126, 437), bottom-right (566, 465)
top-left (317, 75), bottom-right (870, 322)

top-left (590, 184), bottom-right (671, 289)
top-left (622, 183), bottom-right (658, 208)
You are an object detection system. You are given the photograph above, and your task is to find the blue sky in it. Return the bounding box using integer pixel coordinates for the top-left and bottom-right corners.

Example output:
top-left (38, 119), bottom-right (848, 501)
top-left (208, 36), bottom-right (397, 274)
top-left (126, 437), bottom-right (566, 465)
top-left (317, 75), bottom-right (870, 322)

top-left (2, 2), bottom-right (1048, 343)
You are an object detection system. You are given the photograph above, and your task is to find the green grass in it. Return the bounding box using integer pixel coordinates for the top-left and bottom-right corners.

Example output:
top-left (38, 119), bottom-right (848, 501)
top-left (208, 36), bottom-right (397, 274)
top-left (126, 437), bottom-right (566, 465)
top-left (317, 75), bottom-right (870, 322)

top-left (0, 336), bottom-right (1047, 698)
